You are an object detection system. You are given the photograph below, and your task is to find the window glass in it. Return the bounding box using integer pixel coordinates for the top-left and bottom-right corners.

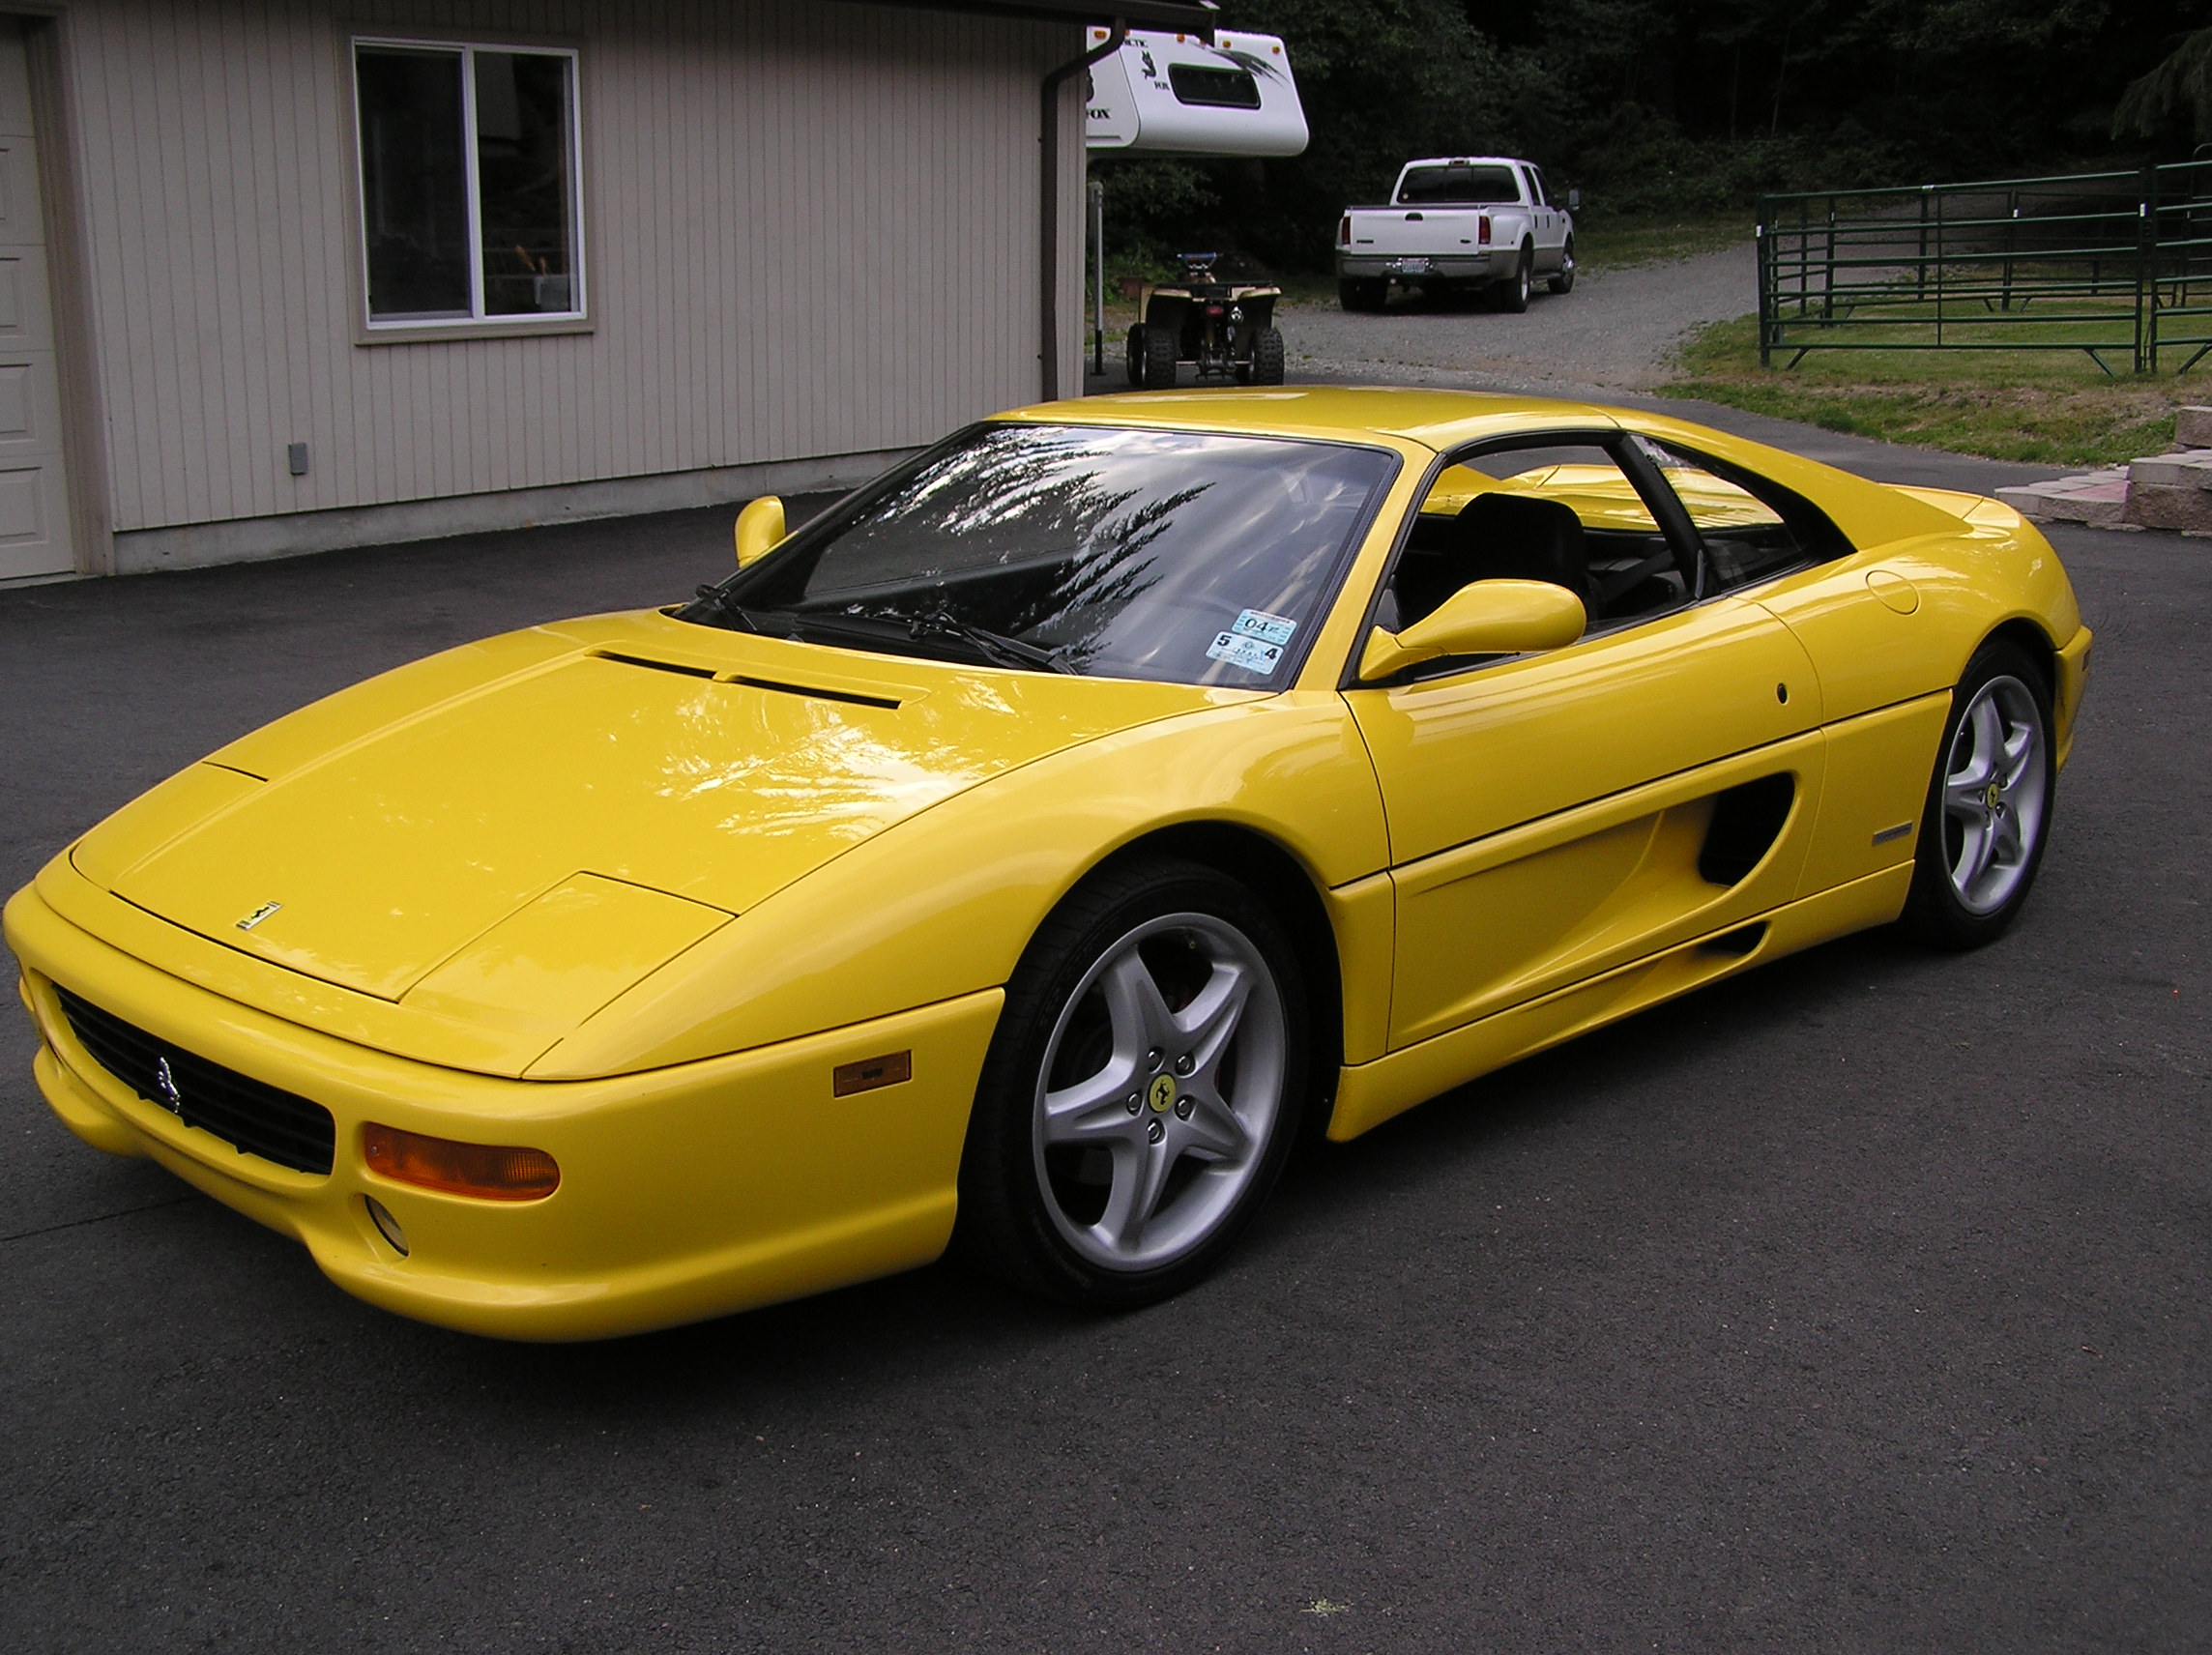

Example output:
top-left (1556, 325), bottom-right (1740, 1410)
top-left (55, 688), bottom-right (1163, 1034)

top-left (689, 424), bottom-right (1396, 686)
top-left (1168, 63), bottom-right (1262, 108)
top-left (1394, 444), bottom-right (1689, 634)
top-left (476, 51), bottom-right (577, 315)
top-left (1529, 167), bottom-right (1550, 206)
top-left (356, 47), bottom-right (471, 319)
top-left (354, 41), bottom-right (581, 326)
top-left (1633, 436), bottom-right (1811, 592)
top-left (1397, 164), bottom-right (1519, 205)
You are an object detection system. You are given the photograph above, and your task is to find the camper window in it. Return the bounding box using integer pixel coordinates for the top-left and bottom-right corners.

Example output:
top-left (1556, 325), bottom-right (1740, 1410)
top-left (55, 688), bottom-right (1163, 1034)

top-left (1168, 64), bottom-right (1263, 109)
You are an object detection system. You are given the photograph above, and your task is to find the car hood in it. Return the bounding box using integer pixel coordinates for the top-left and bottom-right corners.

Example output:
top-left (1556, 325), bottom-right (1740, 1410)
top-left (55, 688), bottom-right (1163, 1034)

top-left (71, 612), bottom-right (1233, 1052)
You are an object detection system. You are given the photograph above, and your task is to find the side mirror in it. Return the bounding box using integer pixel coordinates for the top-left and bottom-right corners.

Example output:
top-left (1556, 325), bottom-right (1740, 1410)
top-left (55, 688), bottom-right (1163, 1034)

top-left (735, 495), bottom-right (787, 568)
top-left (1567, 188), bottom-right (1582, 212)
top-left (1357, 579), bottom-right (1586, 682)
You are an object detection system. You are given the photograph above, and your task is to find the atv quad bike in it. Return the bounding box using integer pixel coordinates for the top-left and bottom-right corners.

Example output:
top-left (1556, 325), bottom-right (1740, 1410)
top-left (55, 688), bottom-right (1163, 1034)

top-left (1125, 253), bottom-right (1286, 389)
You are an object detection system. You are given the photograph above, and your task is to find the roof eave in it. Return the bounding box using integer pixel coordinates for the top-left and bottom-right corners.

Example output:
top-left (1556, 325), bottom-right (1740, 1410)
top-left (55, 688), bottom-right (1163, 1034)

top-left (863, 0), bottom-right (1217, 39)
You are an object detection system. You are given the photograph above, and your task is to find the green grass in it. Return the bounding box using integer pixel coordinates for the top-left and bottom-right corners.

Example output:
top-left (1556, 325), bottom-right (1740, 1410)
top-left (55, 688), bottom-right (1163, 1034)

top-left (1663, 314), bottom-right (2188, 466)
top-left (1572, 212), bottom-right (1753, 272)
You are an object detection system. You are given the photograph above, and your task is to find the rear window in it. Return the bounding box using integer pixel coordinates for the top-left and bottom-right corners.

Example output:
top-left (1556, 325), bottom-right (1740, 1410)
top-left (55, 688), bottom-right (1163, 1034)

top-left (1169, 63), bottom-right (1262, 108)
top-left (1397, 164), bottom-right (1519, 205)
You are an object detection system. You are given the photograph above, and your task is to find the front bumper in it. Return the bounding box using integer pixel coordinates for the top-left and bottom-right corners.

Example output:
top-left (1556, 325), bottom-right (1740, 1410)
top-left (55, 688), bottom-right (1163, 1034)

top-left (7, 880), bottom-right (1001, 1341)
top-left (1336, 254), bottom-right (1496, 280)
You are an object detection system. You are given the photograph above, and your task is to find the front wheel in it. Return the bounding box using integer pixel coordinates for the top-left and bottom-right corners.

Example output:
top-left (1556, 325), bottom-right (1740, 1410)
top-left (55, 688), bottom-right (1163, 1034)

top-left (1899, 640), bottom-right (2055, 949)
top-left (1248, 326), bottom-right (1285, 385)
top-left (953, 858), bottom-right (1311, 1308)
top-left (1144, 325), bottom-right (1179, 390)
top-left (1124, 324), bottom-right (1149, 388)
top-left (1549, 236), bottom-right (1576, 295)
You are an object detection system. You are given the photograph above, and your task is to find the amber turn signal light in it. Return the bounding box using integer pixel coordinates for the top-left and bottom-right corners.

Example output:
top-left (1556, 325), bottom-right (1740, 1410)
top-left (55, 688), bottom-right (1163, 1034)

top-left (362, 1123), bottom-right (560, 1202)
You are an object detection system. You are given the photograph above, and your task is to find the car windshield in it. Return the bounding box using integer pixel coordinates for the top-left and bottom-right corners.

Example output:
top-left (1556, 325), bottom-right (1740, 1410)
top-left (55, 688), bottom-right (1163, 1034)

top-left (682, 423), bottom-right (1397, 686)
top-left (1397, 164), bottom-right (1519, 205)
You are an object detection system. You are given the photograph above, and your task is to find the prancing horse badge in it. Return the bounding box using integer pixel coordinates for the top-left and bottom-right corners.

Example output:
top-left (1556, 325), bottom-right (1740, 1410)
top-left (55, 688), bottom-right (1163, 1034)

top-left (236, 901), bottom-right (282, 932)
top-left (153, 1056), bottom-right (184, 1115)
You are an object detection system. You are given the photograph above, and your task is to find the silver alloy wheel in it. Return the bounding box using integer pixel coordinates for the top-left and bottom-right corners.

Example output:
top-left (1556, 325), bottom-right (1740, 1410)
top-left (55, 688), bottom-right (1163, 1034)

top-left (1031, 912), bottom-right (1287, 1273)
top-left (1940, 673), bottom-right (2049, 915)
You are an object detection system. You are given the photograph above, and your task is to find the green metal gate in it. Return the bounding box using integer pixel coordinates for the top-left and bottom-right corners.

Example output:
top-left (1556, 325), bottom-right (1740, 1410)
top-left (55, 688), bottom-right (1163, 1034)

top-left (1757, 160), bottom-right (2212, 375)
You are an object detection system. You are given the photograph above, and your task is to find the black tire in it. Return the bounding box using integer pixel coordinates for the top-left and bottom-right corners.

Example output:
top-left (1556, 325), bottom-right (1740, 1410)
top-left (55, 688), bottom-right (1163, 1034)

top-left (1144, 325), bottom-right (1179, 390)
top-left (1249, 326), bottom-right (1285, 385)
top-left (1548, 236), bottom-right (1576, 295)
top-left (953, 857), bottom-right (1313, 1309)
top-left (1899, 639), bottom-right (2056, 950)
top-left (1124, 324), bottom-right (1149, 388)
top-left (1496, 244), bottom-right (1533, 312)
top-left (1338, 277), bottom-right (1386, 312)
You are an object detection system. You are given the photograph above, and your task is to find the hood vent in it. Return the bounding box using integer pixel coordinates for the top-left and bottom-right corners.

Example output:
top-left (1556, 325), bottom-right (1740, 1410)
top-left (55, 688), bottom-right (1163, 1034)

top-left (731, 675), bottom-right (900, 711)
top-left (592, 650), bottom-right (900, 710)
top-left (595, 650), bottom-right (714, 681)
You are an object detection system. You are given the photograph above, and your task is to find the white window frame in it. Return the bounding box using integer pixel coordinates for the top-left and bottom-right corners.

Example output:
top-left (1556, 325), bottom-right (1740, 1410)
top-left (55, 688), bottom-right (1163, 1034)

top-left (350, 35), bottom-right (587, 334)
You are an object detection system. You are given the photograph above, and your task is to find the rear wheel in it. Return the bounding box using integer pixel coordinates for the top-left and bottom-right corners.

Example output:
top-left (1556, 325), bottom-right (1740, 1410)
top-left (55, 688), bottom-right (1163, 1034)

top-left (1338, 277), bottom-right (1386, 312)
top-left (1899, 640), bottom-right (2055, 949)
top-left (1144, 325), bottom-right (1179, 390)
top-left (1496, 244), bottom-right (1532, 312)
top-left (953, 858), bottom-right (1311, 1309)
top-left (1249, 326), bottom-right (1285, 385)
top-left (1549, 236), bottom-right (1576, 295)
top-left (1124, 324), bottom-right (1149, 388)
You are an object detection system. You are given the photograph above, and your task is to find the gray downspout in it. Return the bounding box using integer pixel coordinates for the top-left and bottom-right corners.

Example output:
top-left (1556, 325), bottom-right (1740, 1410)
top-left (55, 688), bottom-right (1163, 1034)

top-left (1040, 21), bottom-right (1126, 401)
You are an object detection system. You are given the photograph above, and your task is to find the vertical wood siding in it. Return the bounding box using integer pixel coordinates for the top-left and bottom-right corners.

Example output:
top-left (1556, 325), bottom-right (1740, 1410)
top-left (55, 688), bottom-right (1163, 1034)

top-left (60, 0), bottom-right (1083, 533)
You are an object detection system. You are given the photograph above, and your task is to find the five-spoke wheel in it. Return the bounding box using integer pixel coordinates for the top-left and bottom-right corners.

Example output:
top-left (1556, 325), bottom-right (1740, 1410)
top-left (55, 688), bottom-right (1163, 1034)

top-left (1904, 640), bottom-right (2056, 947)
top-left (956, 858), bottom-right (1310, 1307)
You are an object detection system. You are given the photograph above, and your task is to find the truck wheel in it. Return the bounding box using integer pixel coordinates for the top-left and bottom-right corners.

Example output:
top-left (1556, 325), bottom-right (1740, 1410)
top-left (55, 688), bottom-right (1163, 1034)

top-left (1338, 278), bottom-right (1385, 312)
top-left (1249, 327), bottom-right (1285, 385)
top-left (1125, 325), bottom-right (1149, 388)
top-left (1549, 237), bottom-right (1576, 295)
top-left (1144, 325), bottom-right (1179, 390)
top-left (1496, 245), bottom-right (1532, 313)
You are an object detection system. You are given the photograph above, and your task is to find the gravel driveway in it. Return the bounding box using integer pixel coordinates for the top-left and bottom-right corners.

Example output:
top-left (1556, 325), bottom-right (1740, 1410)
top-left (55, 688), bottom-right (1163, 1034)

top-left (1280, 241), bottom-right (1757, 396)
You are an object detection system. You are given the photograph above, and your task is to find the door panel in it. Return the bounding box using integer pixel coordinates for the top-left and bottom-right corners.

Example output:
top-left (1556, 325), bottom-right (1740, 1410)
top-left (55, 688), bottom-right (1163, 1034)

top-left (1350, 595), bottom-right (1824, 1050)
top-left (1387, 731), bottom-right (1824, 1045)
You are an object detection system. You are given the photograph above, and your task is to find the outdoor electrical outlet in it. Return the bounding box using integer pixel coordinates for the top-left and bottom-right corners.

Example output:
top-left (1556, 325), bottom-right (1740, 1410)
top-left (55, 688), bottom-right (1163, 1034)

top-left (287, 442), bottom-right (309, 477)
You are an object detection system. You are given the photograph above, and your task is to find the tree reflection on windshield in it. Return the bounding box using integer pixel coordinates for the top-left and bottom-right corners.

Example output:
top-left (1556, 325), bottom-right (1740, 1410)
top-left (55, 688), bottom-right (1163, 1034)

top-left (693, 424), bottom-right (1396, 687)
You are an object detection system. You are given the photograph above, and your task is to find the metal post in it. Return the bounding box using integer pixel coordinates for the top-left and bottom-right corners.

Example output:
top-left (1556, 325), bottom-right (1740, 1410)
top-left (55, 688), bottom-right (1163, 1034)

top-left (2002, 192), bottom-right (2017, 311)
top-left (1756, 209), bottom-right (1771, 366)
top-left (1089, 177), bottom-right (1106, 379)
top-left (2139, 162), bottom-right (2156, 374)
top-left (1917, 187), bottom-right (1930, 301)
top-left (1822, 202), bottom-right (1835, 323)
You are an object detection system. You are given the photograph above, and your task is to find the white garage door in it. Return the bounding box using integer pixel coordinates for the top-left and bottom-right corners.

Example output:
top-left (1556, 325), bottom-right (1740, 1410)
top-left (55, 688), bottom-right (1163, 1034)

top-left (0, 18), bottom-right (73, 583)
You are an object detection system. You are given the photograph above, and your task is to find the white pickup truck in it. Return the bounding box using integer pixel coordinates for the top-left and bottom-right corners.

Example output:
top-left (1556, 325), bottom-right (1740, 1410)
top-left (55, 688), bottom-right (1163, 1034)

top-left (1335, 156), bottom-right (1576, 312)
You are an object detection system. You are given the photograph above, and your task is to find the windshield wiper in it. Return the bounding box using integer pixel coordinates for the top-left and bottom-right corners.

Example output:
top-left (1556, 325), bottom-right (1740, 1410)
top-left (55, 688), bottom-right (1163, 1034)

top-left (860, 605), bottom-right (1077, 674)
top-left (689, 584), bottom-right (764, 634)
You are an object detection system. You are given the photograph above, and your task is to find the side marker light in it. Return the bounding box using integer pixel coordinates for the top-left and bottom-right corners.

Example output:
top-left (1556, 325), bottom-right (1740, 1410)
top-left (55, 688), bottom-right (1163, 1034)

top-left (363, 1123), bottom-right (560, 1201)
top-left (833, 1050), bottom-right (913, 1096)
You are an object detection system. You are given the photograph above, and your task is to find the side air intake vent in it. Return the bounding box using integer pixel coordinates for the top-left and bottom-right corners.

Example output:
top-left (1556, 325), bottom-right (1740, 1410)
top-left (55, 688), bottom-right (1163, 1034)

top-left (1699, 773), bottom-right (1795, 886)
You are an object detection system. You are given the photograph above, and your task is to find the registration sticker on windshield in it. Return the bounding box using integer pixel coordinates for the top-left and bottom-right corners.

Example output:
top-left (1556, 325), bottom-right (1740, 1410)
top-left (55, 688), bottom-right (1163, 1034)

top-left (1207, 631), bottom-right (1283, 675)
top-left (1230, 609), bottom-right (1297, 647)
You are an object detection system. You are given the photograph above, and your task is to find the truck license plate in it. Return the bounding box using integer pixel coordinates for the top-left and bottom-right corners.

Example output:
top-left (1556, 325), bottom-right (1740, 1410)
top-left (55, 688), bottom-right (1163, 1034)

top-left (1394, 257), bottom-right (1430, 275)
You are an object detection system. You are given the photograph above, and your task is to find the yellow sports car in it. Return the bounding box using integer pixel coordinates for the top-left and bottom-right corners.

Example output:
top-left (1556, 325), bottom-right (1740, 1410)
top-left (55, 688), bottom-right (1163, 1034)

top-left (4, 390), bottom-right (2089, 1340)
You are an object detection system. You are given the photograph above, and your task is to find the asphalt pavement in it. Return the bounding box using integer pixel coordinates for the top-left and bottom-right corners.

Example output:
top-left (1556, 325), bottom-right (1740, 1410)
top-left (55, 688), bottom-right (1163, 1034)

top-left (1, 413), bottom-right (2204, 1652)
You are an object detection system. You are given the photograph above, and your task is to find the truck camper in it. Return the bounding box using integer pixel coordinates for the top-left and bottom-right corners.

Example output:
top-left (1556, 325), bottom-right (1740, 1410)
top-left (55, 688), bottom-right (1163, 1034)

top-left (1084, 27), bottom-right (1308, 158)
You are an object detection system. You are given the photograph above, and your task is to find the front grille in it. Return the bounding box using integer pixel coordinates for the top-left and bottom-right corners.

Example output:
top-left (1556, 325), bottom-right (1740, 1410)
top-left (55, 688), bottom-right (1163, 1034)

top-left (53, 986), bottom-right (336, 1176)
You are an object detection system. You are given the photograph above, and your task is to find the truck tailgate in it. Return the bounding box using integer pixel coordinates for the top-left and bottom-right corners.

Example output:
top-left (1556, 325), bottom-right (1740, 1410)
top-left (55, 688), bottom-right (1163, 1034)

top-left (1347, 207), bottom-right (1484, 257)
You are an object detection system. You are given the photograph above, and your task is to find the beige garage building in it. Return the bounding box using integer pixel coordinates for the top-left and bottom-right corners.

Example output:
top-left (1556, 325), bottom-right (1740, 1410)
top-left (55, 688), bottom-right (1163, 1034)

top-left (0, 0), bottom-right (1211, 584)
